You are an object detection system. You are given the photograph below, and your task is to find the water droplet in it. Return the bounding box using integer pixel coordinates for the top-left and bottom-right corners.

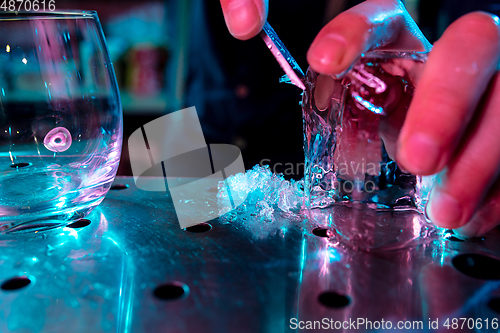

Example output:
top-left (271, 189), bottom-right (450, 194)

top-left (44, 127), bottom-right (72, 152)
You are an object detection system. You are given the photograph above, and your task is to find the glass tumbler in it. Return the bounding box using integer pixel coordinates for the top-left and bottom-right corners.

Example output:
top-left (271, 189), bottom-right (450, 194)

top-left (0, 11), bottom-right (122, 232)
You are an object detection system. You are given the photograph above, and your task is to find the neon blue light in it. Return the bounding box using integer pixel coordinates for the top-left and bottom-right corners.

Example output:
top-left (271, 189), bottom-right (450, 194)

top-left (353, 94), bottom-right (384, 114)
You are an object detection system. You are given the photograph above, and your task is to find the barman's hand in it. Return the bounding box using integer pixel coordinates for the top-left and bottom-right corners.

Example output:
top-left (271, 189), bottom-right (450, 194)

top-left (219, 0), bottom-right (500, 238)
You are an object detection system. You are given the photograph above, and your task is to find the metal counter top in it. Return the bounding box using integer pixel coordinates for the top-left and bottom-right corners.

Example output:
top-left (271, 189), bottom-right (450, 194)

top-left (1, 177), bottom-right (499, 333)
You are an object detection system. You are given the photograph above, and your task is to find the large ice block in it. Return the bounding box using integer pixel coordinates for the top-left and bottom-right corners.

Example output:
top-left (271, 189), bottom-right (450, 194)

top-left (303, 51), bottom-right (435, 211)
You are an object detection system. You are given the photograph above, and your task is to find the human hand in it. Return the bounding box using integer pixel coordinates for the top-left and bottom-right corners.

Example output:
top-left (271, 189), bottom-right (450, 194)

top-left (220, 0), bottom-right (500, 237)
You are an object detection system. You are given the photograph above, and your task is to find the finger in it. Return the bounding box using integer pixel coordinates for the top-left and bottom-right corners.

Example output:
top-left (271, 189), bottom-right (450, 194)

top-left (397, 12), bottom-right (500, 176)
top-left (220, 0), bottom-right (268, 40)
top-left (307, 0), bottom-right (429, 75)
top-left (425, 72), bottom-right (500, 229)
top-left (455, 176), bottom-right (500, 238)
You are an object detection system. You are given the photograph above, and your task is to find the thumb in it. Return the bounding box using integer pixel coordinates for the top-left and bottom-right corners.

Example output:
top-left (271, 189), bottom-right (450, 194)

top-left (220, 0), bottom-right (268, 40)
top-left (307, 0), bottom-right (430, 75)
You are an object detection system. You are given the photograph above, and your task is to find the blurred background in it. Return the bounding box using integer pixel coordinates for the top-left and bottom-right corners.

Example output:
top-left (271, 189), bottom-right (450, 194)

top-left (57, 0), bottom-right (500, 179)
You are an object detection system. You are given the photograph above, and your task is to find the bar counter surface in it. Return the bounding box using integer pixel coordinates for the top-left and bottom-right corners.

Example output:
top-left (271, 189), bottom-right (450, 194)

top-left (0, 176), bottom-right (499, 333)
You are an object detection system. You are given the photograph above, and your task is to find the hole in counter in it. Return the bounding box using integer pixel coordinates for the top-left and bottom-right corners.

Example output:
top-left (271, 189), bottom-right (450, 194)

top-left (185, 223), bottom-right (212, 233)
top-left (153, 282), bottom-right (189, 301)
top-left (67, 219), bottom-right (91, 229)
top-left (313, 227), bottom-right (333, 238)
top-left (452, 254), bottom-right (500, 280)
top-left (1, 276), bottom-right (32, 291)
top-left (110, 184), bottom-right (129, 190)
top-left (488, 297), bottom-right (500, 314)
top-left (10, 162), bottom-right (32, 169)
top-left (318, 291), bottom-right (350, 308)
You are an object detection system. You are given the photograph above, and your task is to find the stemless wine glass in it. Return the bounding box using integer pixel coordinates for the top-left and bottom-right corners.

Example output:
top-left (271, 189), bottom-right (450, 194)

top-left (0, 11), bottom-right (122, 232)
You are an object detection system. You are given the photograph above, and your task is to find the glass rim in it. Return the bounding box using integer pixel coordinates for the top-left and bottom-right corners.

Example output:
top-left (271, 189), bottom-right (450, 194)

top-left (0, 10), bottom-right (97, 21)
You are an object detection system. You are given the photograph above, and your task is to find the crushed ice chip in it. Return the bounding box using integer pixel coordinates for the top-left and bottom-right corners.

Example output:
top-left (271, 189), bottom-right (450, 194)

top-left (217, 165), bottom-right (304, 222)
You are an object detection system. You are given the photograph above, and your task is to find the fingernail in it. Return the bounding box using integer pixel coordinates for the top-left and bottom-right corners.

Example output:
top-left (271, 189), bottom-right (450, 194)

top-left (454, 220), bottom-right (482, 239)
top-left (226, 0), bottom-right (261, 38)
top-left (400, 133), bottom-right (441, 174)
top-left (308, 34), bottom-right (347, 69)
top-left (426, 189), bottom-right (463, 229)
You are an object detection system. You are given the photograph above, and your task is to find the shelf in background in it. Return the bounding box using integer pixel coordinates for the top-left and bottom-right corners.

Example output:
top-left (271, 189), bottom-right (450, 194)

top-left (120, 90), bottom-right (167, 114)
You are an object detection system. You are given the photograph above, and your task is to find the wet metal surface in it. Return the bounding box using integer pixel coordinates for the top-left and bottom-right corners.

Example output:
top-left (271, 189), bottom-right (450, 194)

top-left (1, 177), bottom-right (500, 332)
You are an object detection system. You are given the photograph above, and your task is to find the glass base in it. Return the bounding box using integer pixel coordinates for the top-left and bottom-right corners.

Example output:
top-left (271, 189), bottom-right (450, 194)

top-left (306, 203), bottom-right (439, 251)
top-left (0, 204), bottom-right (100, 234)
top-left (0, 160), bottom-right (112, 233)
